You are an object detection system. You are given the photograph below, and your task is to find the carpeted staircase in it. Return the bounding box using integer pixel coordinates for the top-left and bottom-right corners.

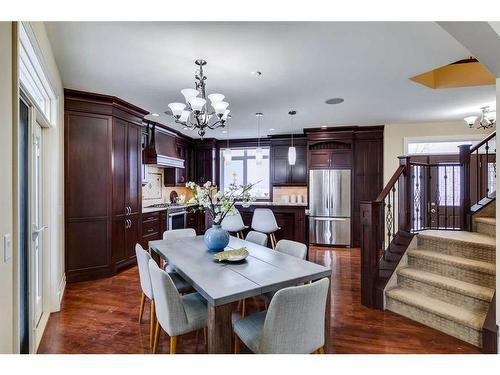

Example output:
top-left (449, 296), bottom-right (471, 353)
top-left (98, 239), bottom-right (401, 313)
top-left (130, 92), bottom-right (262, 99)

top-left (385, 210), bottom-right (496, 348)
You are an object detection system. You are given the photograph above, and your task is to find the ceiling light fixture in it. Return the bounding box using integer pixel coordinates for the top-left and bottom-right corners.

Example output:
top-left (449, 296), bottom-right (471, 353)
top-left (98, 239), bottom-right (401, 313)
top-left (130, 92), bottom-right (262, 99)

top-left (255, 113), bottom-right (263, 165)
top-left (167, 59), bottom-right (230, 139)
top-left (325, 98), bottom-right (344, 105)
top-left (464, 106), bottom-right (496, 129)
top-left (288, 111), bottom-right (297, 166)
top-left (151, 113), bottom-right (160, 117)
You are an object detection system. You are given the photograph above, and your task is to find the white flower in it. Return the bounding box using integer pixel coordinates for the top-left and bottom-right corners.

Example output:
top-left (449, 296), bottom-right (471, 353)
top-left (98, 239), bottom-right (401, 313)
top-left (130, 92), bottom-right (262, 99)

top-left (204, 181), bottom-right (212, 188)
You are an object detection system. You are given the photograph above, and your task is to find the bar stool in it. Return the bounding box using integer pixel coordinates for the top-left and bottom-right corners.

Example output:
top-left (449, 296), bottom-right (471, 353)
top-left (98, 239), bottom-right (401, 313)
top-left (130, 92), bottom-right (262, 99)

top-left (251, 208), bottom-right (280, 249)
top-left (221, 210), bottom-right (248, 239)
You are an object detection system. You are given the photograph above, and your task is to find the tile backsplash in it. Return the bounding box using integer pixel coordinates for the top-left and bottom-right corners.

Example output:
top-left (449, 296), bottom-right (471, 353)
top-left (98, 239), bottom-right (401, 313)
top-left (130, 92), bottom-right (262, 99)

top-left (142, 166), bottom-right (192, 206)
top-left (272, 186), bottom-right (307, 204)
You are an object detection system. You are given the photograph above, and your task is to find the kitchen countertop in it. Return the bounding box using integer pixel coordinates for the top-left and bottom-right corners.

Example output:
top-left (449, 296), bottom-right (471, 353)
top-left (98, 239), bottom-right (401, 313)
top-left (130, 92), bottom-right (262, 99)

top-left (143, 201), bottom-right (307, 213)
top-left (142, 203), bottom-right (196, 214)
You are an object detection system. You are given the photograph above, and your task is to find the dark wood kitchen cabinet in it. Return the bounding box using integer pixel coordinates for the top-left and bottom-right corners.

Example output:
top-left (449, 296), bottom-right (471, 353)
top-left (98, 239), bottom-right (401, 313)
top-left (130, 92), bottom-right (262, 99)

top-left (194, 138), bottom-right (217, 185)
top-left (64, 89), bottom-right (148, 283)
top-left (112, 118), bottom-right (142, 269)
top-left (270, 137), bottom-right (307, 186)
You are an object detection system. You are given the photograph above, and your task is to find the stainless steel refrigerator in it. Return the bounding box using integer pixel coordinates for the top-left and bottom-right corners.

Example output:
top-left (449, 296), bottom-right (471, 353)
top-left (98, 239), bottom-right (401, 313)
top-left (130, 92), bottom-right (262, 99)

top-left (309, 169), bottom-right (351, 246)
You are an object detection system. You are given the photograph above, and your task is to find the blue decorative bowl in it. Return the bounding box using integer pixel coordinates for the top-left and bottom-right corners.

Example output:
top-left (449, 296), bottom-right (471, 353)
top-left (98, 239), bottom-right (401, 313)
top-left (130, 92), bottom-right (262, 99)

top-left (204, 225), bottom-right (230, 253)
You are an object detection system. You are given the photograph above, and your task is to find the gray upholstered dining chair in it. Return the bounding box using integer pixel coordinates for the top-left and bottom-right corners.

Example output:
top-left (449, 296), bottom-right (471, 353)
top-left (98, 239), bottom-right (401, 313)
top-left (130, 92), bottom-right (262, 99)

top-left (233, 278), bottom-right (330, 354)
top-left (135, 244), bottom-right (192, 347)
top-left (221, 210), bottom-right (248, 238)
top-left (245, 230), bottom-right (268, 247)
top-left (148, 259), bottom-right (208, 354)
top-left (162, 228), bottom-right (196, 241)
top-left (275, 239), bottom-right (308, 260)
top-left (162, 228), bottom-right (196, 274)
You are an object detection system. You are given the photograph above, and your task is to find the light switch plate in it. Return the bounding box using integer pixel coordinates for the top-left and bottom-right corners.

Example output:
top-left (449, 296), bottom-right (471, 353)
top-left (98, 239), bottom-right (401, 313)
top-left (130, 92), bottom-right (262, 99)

top-left (4, 233), bottom-right (12, 262)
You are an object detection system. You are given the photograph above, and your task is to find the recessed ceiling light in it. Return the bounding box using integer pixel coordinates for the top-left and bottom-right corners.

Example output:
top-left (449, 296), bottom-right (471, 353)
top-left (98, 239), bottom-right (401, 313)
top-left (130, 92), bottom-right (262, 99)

top-left (251, 71), bottom-right (262, 77)
top-left (182, 127), bottom-right (188, 130)
top-left (151, 113), bottom-right (160, 117)
top-left (222, 130), bottom-right (227, 134)
top-left (269, 128), bottom-right (275, 131)
top-left (321, 125), bottom-right (328, 129)
top-left (325, 98), bottom-right (344, 105)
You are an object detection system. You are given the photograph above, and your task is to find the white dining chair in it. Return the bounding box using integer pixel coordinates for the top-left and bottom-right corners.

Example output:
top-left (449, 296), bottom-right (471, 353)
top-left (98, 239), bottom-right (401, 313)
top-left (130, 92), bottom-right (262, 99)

top-left (221, 210), bottom-right (248, 238)
top-left (245, 230), bottom-right (268, 247)
top-left (250, 208), bottom-right (280, 249)
top-left (233, 278), bottom-right (330, 354)
top-left (148, 259), bottom-right (208, 354)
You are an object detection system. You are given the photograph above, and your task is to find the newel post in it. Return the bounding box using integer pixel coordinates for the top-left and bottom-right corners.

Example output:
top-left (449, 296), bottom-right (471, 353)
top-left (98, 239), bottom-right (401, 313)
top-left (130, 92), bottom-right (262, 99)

top-left (458, 144), bottom-right (471, 230)
top-left (360, 200), bottom-right (382, 308)
top-left (397, 156), bottom-right (412, 233)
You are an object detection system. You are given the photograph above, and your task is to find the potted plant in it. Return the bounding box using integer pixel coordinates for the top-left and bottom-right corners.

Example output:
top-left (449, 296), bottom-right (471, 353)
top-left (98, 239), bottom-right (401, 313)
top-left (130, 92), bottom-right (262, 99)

top-left (186, 181), bottom-right (255, 252)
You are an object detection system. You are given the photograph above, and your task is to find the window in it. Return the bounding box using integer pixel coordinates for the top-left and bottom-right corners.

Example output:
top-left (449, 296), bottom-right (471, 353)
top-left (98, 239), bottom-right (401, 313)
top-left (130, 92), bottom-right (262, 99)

top-left (438, 166), bottom-right (460, 206)
top-left (19, 22), bottom-right (57, 126)
top-left (407, 140), bottom-right (476, 155)
top-left (220, 147), bottom-right (270, 199)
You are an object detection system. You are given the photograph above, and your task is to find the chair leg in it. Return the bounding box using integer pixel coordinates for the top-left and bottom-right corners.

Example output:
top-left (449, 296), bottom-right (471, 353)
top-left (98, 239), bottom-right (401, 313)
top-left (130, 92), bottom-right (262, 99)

top-left (319, 346), bottom-right (325, 354)
top-left (203, 327), bottom-right (207, 345)
top-left (270, 233), bottom-right (277, 249)
top-left (170, 336), bottom-right (177, 354)
top-left (234, 335), bottom-right (241, 354)
top-left (241, 298), bottom-right (246, 317)
top-left (152, 321), bottom-right (160, 354)
top-left (138, 293), bottom-right (146, 323)
top-left (149, 300), bottom-right (155, 348)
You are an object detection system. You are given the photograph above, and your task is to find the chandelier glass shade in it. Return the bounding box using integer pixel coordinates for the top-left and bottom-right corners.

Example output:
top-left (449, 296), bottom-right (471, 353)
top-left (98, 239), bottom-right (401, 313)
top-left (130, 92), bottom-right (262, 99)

top-left (464, 106), bottom-right (496, 129)
top-left (168, 59), bottom-right (230, 138)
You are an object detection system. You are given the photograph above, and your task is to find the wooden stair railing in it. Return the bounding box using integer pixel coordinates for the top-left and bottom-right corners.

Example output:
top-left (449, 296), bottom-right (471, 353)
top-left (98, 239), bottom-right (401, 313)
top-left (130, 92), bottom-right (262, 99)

top-left (459, 131), bottom-right (496, 230)
top-left (360, 157), bottom-right (413, 309)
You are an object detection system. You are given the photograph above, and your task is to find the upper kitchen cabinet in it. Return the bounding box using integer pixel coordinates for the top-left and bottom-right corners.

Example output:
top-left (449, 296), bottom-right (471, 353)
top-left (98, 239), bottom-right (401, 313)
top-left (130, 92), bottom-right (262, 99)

top-left (306, 130), bottom-right (353, 170)
top-left (194, 138), bottom-right (218, 185)
top-left (64, 89), bottom-right (148, 283)
top-left (270, 136), bottom-right (307, 186)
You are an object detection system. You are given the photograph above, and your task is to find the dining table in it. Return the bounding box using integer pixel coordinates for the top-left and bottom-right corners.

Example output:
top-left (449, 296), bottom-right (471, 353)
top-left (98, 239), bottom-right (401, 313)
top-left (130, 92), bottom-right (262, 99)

top-left (149, 235), bottom-right (332, 354)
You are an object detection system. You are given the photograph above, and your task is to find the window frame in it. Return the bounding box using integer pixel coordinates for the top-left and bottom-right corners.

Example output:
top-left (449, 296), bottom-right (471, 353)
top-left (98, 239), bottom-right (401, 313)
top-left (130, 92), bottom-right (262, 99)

top-left (219, 146), bottom-right (271, 200)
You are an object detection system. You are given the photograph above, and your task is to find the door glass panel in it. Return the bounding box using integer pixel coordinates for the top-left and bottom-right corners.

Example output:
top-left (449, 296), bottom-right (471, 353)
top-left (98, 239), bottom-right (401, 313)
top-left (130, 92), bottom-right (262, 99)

top-left (438, 166), bottom-right (460, 206)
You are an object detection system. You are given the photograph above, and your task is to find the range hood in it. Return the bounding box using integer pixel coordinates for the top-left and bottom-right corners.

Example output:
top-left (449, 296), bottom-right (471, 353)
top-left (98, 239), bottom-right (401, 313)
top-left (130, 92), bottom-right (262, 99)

top-left (143, 122), bottom-right (185, 168)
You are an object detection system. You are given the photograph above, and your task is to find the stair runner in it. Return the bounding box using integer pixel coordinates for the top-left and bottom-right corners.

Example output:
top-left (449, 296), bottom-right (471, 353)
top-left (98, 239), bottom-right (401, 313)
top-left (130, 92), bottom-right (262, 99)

top-left (385, 216), bottom-right (496, 348)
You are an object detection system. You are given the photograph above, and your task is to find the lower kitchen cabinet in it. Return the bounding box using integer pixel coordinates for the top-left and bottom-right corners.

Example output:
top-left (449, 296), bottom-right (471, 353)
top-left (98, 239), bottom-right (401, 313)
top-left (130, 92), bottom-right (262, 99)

top-left (113, 215), bottom-right (140, 270)
top-left (235, 205), bottom-right (306, 246)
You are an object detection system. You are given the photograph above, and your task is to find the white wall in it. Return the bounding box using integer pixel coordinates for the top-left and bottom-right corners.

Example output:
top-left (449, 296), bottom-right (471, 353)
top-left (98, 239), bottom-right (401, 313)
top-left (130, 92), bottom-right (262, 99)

top-left (384, 121), bottom-right (494, 184)
top-left (0, 22), bottom-right (14, 354)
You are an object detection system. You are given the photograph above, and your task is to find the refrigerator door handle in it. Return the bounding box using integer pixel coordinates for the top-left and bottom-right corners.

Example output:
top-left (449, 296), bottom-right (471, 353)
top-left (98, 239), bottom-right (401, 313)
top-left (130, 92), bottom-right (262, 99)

top-left (313, 217), bottom-right (348, 221)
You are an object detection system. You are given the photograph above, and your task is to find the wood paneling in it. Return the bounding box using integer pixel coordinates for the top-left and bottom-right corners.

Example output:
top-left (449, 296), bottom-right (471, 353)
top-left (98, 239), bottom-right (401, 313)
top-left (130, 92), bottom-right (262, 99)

top-left (38, 247), bottom-right (480, 354)
top-left (270, 137), bottom-right (307, 186)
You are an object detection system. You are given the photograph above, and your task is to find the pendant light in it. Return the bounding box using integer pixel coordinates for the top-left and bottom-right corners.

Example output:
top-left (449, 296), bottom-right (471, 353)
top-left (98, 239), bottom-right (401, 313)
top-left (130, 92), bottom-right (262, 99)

top-left (288, 110), bottom-right (297, 165)
top-left (255, 112), bottom-right (263, 165)
top-left (224, 125), bottom-right (232, 165)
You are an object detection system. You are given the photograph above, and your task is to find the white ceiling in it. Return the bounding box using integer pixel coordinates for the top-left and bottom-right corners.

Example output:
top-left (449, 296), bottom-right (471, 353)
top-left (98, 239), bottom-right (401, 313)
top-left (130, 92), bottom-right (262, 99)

top-left (45, 22), bottom-right (496, 139)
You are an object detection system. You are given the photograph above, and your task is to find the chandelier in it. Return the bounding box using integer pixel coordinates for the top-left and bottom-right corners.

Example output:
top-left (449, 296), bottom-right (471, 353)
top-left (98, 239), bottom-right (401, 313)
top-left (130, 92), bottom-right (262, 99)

top-left (168, 59), bottom-right (230, 138)
top-left (464, 106), bottom-right (496, 129)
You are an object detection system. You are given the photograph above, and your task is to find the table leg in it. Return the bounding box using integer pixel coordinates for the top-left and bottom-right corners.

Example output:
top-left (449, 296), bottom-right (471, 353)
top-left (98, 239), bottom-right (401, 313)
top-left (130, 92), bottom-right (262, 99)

top-left (207, 303), bottom-right (233, 354)
top-left (324, 275), bottom-right (332, 354)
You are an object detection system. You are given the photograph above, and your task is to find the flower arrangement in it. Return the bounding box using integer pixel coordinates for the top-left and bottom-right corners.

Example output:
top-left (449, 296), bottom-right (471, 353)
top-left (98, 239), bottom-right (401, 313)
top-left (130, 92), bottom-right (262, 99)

top-left (185, 181), bottom-right (255, 225)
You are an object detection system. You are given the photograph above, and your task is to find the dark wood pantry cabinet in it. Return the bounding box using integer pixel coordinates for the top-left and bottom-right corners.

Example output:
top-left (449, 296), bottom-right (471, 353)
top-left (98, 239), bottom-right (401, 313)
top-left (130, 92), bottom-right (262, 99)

top-left (64, 89), bottom-right (148, 282)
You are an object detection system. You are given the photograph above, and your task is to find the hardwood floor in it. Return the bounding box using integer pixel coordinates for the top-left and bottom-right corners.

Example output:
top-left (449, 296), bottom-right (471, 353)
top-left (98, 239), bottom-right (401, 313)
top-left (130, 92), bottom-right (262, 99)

top-left (38, 247), bottom-right (480, 354)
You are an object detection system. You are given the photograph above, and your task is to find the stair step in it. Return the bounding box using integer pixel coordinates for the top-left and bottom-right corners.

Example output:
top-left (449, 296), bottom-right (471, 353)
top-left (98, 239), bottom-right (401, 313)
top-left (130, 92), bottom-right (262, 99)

top-left (408, 249), bottom-right (495, 288)
top-left (474, 217), bottom-right (496, 237)
top-left (397, 267), bottom-right (493, 311)
top-left (386, 287), bottom-right (485, 347)
top-left (416, 230), bottom-right (496, 263)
